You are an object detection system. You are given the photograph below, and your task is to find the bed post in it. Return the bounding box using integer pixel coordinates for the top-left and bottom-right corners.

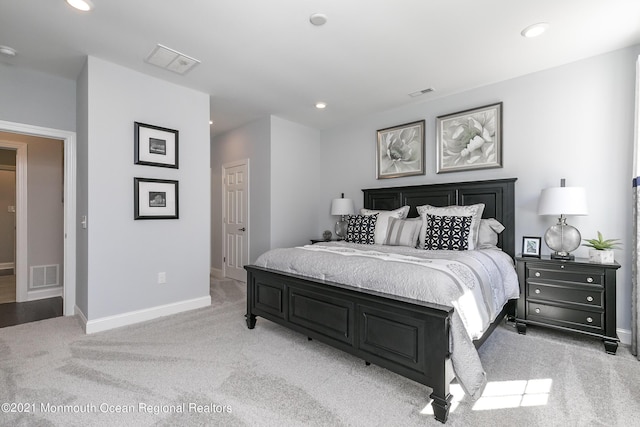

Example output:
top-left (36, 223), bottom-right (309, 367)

top-left (427, 314), bottom-right (454, 423)
top-left (245, 268), bottom-right (257, 329)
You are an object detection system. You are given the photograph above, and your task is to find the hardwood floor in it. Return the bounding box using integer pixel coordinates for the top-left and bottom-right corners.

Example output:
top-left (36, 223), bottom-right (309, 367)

top-left (0, 297), bottom-right (63, 328)
top-left (0, 274), bottom-right (63, 328)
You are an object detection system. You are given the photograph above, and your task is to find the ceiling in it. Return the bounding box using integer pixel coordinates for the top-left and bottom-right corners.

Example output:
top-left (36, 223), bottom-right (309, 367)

top-left (1, 1), bottom-right (640, 137)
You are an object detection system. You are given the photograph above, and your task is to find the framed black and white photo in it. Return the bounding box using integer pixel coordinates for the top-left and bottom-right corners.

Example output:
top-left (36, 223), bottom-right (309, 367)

top-left (436, 102), bottom-right (502, 173)
top-left (376, 120), bottom-right (425, 179)
top-left (134, 122), bottom-right (179, 168)
top-left (522, 236), bottom-right (541, 258)
top-left (134, 178), bottom-right (179, 220)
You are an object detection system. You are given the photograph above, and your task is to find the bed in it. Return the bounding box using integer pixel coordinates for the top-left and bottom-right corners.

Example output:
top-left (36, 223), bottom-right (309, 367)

top-left (244, 178), bottom-right (518, 423)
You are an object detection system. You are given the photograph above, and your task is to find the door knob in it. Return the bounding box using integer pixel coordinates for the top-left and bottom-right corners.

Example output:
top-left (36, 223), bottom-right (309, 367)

top-left (238, 227), bottom-right (246, 232)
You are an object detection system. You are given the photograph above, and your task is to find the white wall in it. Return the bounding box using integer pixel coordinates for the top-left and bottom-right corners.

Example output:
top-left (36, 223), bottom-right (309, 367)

top-left (0, 64), bottom-right (76, 131)
top-left (318, 45), bottom-right (640, 334)
top-left (270, 117), bottom-right (322, 248)
top-left (82, 56), bottom-right (210, 322)
top-left (210, 116), bottom-right (323, 271)
top-left (211, 117), bottom-right (272, 269)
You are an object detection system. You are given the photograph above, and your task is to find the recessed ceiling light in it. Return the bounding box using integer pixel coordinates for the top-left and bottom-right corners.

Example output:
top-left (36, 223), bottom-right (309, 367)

top-left (0, 45), bottom-right (17, 57)
top-left (315, 102), bottom-right (327, 109)
top-left (309, 13), bottom-right (327, 26)
top-left (521, 22), bottom-right (549, 38)
top-left (66, 0), bottom-right (94, 11)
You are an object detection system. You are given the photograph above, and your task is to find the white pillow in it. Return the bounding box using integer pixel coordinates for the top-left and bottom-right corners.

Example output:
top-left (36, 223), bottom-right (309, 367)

top-left (477, 218), bottom-right (505, 249)
top-left (416, 203), bottom-right (485, 250)
top-left (361, 206), bottom-right (410, 244)
top-left (384, 217), bottom-right (422, 247)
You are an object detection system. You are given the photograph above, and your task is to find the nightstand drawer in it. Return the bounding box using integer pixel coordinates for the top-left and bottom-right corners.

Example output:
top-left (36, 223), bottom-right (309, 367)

top-left (526, 265), bottom-right (603, 285)
top-left (526, 282), bottom-right (603, 308)
top-left (527, 301), bottom-right (603, 333)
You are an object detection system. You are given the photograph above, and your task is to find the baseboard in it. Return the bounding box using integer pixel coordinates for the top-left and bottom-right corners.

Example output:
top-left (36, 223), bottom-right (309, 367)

top-left (27, 286), bottom-right (63, 301)
top-left (0, 262), bottom-right (14, 270)
top-left (84, 295), bottom-right (211, 334)
top-left (618, 328), bottom-right (631, 346)
top-left (75, 305), bottom-right (87, 324)
top-left (210, 267), bottom-right (224, 279)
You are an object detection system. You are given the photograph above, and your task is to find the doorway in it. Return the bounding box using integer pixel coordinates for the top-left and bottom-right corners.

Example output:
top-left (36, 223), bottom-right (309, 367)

top-left (0, 150), bottom-right (16, 304)
top-left (222, 159), bottom-right (249, 282)
top-left (0, 120), bottom-right (76, 317)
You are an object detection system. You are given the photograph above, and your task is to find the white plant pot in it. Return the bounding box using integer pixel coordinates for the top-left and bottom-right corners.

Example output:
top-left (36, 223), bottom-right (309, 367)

top-left (588, 249), bottom-right (614, 264)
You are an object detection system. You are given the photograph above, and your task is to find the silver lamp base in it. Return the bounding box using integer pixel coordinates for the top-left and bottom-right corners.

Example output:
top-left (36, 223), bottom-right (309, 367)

top-left (544, 216), bottom-right (581, 260)
top-left (335, 217), bottom-right (348, 240)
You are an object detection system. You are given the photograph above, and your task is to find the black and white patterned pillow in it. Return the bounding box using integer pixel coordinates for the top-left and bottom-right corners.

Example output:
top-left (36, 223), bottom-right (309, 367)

top-left (423, 214), bottom-right (472, 250)
top-left (345, 214), bottom-right (378, 244)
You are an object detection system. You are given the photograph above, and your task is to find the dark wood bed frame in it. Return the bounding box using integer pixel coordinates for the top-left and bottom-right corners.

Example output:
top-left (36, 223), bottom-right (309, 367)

top-left (245, 178), bottom-right (517, 423)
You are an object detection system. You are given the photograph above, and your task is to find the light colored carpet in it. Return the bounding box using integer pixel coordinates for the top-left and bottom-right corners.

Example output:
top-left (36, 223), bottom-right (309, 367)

top-left (0, 278), bottom-right (638, 426)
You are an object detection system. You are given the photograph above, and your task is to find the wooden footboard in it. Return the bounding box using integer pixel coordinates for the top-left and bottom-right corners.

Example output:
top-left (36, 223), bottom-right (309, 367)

top-left (245, 265), bottom-right (455, 423)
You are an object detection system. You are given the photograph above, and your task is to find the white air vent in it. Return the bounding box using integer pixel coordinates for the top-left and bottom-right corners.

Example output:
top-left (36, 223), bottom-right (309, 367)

top-left (409, 87), bottom-right (435, 97)
top-left (30, 264), bottom-right (59, 288)
top-left (145, 44), bottom-right (200, 75)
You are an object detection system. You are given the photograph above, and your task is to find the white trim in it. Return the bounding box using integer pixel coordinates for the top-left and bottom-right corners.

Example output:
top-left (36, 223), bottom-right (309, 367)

top-left (618, 327), bottom-right (631, 346)
top-left (0, 139), bottom-right (27, 302)
top-left (83, 296), bottom-right (212, 334)
top-left (75, 304), bottom-right (88, 326)
top-left (0, 120), bottom-right (77, 316)
top-left (0, 262), bottom-right (14, 270)
top-left (27, 286), bottom-right (63, 301)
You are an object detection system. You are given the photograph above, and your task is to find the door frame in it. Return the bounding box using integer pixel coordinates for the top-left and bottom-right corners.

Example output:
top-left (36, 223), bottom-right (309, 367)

top-left (221, 159), bottom-right (249, 280)
top-left (0, 120), bottom-right (76, 316)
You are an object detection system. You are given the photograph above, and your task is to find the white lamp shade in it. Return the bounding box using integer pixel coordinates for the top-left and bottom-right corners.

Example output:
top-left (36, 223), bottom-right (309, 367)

top-left (330, 198), bottom-right (354, 216)
top-left (537, 187), bottom-right (588, 216)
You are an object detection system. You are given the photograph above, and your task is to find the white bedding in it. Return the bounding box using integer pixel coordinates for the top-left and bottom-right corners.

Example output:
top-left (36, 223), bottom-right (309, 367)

top-left (254, 241), bottom-right (519, 400)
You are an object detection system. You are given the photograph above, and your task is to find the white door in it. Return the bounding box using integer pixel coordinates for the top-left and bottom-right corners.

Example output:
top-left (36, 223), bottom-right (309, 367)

top-left (223, 160), bottom-right (249, 282)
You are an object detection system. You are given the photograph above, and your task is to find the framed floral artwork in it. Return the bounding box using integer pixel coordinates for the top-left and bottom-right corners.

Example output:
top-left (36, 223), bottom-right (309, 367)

top-left (376, 120), bottom-right (425, 179)
top-left (522, 236), bottom-right (541, 258)
top-left (436, 102), bottom-right (502, 173)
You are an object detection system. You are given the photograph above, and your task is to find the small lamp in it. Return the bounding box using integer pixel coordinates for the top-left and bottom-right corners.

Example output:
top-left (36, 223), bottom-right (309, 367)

top-left (537, 179), bottom-right (588, 260)
top-left (330, 194), bottom-right (354, 240)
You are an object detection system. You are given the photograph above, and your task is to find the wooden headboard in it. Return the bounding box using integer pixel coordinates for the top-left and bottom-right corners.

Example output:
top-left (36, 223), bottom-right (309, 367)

top-left (362, 178), bottom-right (517, 259)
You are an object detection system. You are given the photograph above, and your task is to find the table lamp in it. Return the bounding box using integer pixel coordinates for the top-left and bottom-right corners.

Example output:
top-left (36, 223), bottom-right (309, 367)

top-left (537, 179), bottom-right (588, 260)
top-left (330, 194), bottom-right (354, 239)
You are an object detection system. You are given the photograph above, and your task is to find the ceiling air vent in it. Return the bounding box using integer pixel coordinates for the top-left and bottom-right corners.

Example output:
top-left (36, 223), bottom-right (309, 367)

top-left (145, 44), bottom-right (200, 75)
top-left (409, 87), bottom-right (435, 98)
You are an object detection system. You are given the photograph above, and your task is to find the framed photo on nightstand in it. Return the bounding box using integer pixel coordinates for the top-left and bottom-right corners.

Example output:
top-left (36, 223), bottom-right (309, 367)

top-left (522, 236), bottom-right (541, 257)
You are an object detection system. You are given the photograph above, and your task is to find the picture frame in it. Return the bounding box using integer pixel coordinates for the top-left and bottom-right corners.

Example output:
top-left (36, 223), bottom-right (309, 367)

top-left (134, 177), bottom-right (179, 220)
top-left (376, 120), bottom-right (425, 179)
top-left (134, 122), bottom-right (179, 168)
top-left (522, 236), bottom-right (542, 258)
top-left (436, 102), bottom-right (502, 173)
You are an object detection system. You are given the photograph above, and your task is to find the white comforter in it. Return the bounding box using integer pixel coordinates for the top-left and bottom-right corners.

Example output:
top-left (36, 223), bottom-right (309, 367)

top-left (254, 241), bottom-right (519, 400)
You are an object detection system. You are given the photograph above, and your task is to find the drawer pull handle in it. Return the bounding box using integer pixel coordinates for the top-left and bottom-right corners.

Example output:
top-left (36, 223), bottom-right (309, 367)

top-left (586, 296), bottom-right (594, 302)
top-left (535, 272), bottom-right (541, 277)
top-left (587, 277), bottom-right (594, 283)
top-left (586, 317), bottom-right (593, 323)
top-left (535, 308), bottom-right (541, 314)
top-left (535, 289), bottom-right (541, 294)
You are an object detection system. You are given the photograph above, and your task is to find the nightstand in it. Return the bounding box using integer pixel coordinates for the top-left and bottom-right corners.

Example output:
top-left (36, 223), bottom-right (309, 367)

top-left (310, 239), bottom-right (339, 244)
top-left (515, 256), bottom-right (621, 354)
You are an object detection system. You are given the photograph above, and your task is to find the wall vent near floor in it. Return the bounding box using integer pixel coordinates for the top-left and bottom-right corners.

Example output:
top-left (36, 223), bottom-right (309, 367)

top-left (30, 264), bottom-right (59, 288)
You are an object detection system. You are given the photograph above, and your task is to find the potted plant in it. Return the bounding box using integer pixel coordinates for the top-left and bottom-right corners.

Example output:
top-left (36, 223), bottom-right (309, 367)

top-left (582, 231), bottom-right (621, 263)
